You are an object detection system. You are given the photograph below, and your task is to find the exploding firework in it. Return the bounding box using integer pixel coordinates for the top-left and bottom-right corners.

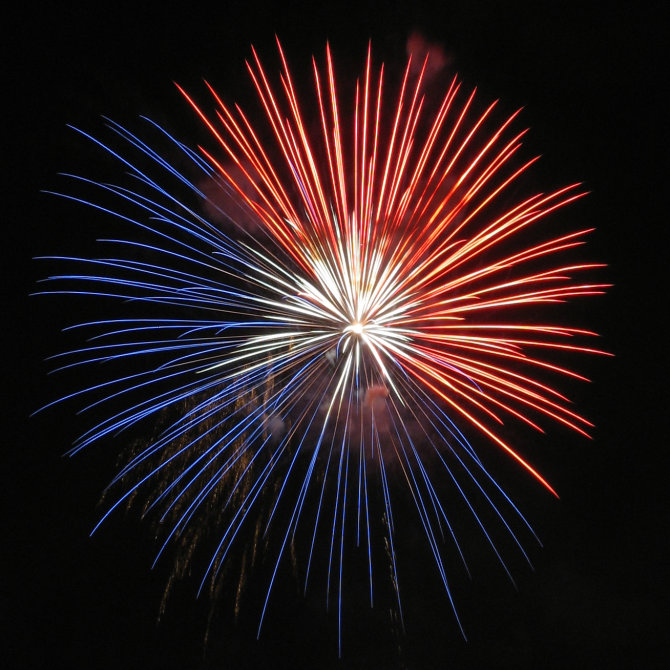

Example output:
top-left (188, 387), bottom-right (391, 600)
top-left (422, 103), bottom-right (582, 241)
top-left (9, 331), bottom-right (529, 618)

top-left (39, 40), bottom-right (607, 654)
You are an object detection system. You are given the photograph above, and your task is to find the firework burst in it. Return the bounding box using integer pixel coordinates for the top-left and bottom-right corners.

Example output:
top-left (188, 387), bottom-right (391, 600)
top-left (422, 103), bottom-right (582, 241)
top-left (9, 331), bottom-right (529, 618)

top-left (39, 40), bottom-right (608, 653)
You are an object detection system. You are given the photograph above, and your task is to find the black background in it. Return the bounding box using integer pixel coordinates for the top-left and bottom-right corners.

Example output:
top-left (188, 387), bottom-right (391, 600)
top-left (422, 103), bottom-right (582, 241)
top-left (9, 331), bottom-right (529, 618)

top-left (6, 1), bottom-right (666, 668)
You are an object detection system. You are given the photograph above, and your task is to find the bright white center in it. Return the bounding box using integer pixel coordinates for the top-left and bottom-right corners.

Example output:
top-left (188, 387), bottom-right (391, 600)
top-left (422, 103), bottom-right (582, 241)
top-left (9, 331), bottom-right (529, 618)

top-left (346, 322), bottom-right (365, 335)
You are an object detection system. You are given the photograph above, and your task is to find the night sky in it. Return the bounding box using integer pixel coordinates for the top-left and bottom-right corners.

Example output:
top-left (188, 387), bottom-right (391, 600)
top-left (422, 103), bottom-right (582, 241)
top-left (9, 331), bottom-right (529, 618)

top-left (7, 2), bottom-right (666, 668)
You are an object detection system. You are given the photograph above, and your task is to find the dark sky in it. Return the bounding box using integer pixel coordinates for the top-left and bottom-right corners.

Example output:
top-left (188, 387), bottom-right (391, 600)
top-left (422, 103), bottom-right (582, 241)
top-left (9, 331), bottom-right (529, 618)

top-left (7, 2), bottom-right (666, 668)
